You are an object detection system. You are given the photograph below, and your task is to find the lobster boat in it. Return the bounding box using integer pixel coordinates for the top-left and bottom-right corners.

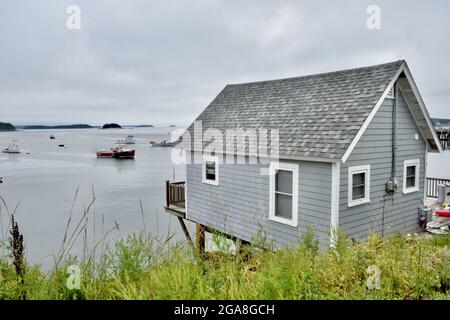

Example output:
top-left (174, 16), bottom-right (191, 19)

top-left (96, 146), bottom-right (135, 159)
top-left (96, 149), bottom-right (114, 158)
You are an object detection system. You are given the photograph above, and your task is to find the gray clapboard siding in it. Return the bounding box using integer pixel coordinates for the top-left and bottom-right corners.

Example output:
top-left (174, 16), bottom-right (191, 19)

top-left (186, 159), bottom-right (332, 247)
top-left (339, 92), bottom-right (425, 240)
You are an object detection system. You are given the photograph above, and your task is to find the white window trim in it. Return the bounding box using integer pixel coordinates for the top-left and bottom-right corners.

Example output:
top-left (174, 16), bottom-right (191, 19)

top-left (202, 155), bottom-right (219, 186)
top-left (269, 162), bottom-right (299, 227)
top-left (348, 165), bottom-right (371, 208)
top-left (403, 159), bottom-right (420, 194)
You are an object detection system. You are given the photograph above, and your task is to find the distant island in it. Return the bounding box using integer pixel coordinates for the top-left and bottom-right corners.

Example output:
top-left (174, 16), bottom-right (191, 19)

top-left (0, 122), bottom-right (16, 131)
top-left (18, 124), bottom-right (94, 130)
top-left (135, 125), bottom-right (154, 128)
top-left (102, 123), bottom-right (122, 129)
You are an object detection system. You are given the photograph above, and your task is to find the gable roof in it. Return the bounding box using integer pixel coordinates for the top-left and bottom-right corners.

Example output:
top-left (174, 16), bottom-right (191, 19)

top-left (183, 60), bottom-right (441, 162)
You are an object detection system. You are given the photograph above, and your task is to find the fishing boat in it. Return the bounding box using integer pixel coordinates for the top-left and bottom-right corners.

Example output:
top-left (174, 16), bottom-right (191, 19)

top-left (2, 141), bottom-right (21, 154)
top-left (96, 145), bottom-right (135, 159)
top-left (96, 149), bottom-right (114, 158)
top-left (150, 139), bottom-right (176, 147)
top-left (116, 135), bottom-right (136, 144)
top-left (112, 146), bottom-right (135, 159)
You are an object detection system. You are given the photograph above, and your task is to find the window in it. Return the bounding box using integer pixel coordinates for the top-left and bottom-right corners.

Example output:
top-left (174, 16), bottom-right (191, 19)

top-left (269, 162), bottom-right (298, 227)
top-left (348, 165), bottom-right (370, 207)
top-left (403, 159), bottom-right (420, 194)
top-left (202, 155), bottom-right (219, 185)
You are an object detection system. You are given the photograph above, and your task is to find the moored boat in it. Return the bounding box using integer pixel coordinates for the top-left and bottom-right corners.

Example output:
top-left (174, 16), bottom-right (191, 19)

top-left (96, 149), bottom-right (114, 158)
top-left (116, 135), bottom-right (136, 144)
top-left (96, 146), bottom-right (135, 159)
top-left (150, 139), bottom-right (176, 147)
top-left (112, 146), bottom-right (135, 159)
top-left (2, 141), bottom-right (21, 154)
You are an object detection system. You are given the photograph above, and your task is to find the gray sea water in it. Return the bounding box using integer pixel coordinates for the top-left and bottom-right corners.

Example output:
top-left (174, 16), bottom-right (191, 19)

top-left (0, 127), bottom-right (191, 268)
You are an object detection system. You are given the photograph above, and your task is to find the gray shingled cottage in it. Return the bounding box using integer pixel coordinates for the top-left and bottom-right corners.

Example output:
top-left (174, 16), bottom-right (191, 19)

top-left (166, 60), bottom-right (442, 248)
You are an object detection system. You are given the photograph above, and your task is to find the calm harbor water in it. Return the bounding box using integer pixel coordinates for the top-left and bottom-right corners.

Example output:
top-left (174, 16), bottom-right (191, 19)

top-left (0, 127), bottom-right (190, 268)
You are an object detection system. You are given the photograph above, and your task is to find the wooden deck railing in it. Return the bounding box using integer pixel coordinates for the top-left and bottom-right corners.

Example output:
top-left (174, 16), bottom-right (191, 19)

top-left (165, 181), bottom-right (185, 209)
top-left (426, 177), bottom-right (450, 198)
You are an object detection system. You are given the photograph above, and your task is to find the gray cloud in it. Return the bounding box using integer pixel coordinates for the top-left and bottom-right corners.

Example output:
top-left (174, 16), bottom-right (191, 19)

top-left (1, 0), bottom-right (449, 126)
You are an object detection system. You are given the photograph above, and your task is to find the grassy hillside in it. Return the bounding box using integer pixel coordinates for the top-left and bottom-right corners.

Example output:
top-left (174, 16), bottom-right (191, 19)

top-left (0, 230), bottom-right (449, 300)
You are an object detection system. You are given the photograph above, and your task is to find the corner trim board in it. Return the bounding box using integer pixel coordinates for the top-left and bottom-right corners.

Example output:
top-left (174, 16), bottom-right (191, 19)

top-left (330, 161), bottom-right (340, 245)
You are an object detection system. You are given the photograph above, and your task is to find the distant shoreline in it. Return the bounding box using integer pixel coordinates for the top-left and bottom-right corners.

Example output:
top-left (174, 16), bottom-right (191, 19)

top-left (5, 124), bottom-right (182, 130)
top-left (0, 122), bottom-right (16, 132)
top-left (16, 124), bottom-right (96, 130)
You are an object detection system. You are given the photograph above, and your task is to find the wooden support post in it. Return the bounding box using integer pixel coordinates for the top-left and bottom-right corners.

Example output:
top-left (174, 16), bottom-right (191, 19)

top-left (165, 180), bottom-right (170, 207)
top-left (235, 238), bottom-right (243, 254)
top-left (233, 237), bottom-right (251, 261)
top-left (177, 217), bottom-right (195, 251)
top-left (196, 224), bottom-right (206, 256)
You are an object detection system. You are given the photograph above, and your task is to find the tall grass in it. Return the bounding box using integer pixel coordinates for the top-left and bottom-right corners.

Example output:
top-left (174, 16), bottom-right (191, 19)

top-left (0, 193), bottom-right (449, 300)
top-left (0, 231), bottom-right (449, 300)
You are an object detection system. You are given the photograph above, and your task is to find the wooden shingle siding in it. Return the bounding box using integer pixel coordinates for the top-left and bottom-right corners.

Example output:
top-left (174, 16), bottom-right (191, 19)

top-left (339, 92), bottom-right (425, 240)
top-left (186, 159), bottom-right (332, 248)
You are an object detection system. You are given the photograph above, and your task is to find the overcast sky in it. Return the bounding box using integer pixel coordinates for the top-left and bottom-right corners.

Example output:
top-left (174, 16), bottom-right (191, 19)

top-left (1, 0), bottom-right (449, 126)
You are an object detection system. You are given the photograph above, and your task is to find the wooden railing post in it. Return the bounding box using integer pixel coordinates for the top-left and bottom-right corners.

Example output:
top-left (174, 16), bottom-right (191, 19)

top-left (165, 180), bottom-right (170, 207)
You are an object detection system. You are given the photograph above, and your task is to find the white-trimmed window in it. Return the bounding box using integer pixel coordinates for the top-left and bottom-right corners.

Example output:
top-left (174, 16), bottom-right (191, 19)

top-left (202, 155), bottom-right (219, 186)
top-left (403, 159), bottom-right (420, 194)
top-left (348, 165), bottom-right (371, 207)
top-left (269, 162), bottom-right (298, 227)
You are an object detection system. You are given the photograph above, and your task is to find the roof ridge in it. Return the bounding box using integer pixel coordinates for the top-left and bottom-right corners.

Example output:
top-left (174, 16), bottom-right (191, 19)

top-left (228, 60), bottom-right (405, 87)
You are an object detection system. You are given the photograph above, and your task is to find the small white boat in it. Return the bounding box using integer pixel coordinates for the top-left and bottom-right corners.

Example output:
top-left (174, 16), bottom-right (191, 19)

top-left (2, 141), bottom-right (21, 154)
top-left (150, 139), bottom-right (176, 147)
top-left (116, 135), bottom-right (136, 144)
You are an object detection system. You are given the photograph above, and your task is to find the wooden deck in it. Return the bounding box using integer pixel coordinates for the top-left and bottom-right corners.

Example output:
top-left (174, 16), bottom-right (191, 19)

top-left (164, 180), bottom-right (186, 218)
top-left (426, 177), bottom-right (450, 199)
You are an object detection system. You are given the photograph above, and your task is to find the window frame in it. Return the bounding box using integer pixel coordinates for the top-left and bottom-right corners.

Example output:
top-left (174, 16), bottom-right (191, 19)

top-left (403, 159), bottom-right (420, 194)
top-left (202, 155), bottom-right (219, 186)
top-left (269, 162), bottom-right (299, 227)
top-left (348, 165), bottom-right (371, 207)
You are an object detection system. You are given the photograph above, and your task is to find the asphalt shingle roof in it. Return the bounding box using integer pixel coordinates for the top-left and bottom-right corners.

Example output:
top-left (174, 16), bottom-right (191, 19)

top-left (184, 60), bottom-right (405, 160)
